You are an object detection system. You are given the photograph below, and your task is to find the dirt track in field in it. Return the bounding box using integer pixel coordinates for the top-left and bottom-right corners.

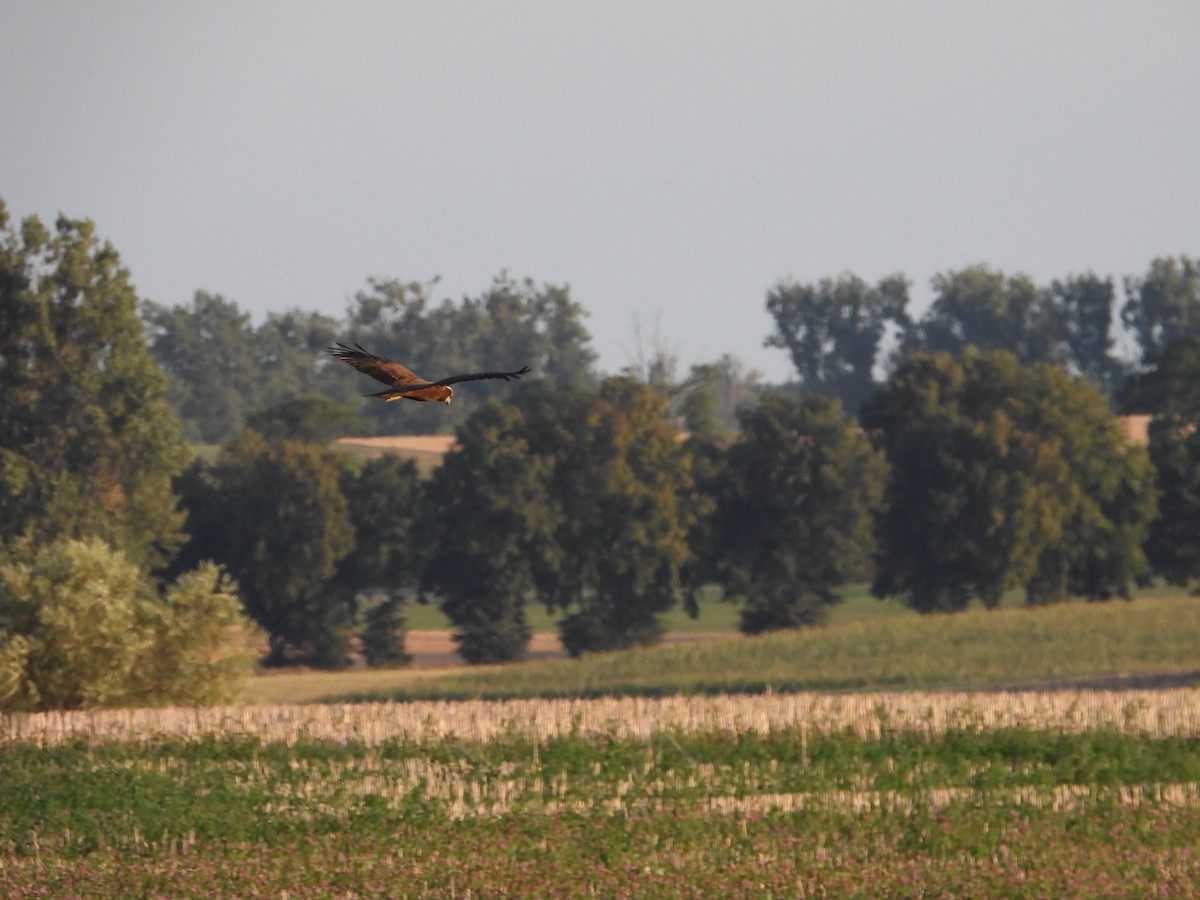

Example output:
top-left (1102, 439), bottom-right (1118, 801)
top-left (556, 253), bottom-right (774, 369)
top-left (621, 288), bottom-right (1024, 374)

top-left (403, 631), bottom-right (565, 667)
top-left (403, 630), bottom-right (730, 668)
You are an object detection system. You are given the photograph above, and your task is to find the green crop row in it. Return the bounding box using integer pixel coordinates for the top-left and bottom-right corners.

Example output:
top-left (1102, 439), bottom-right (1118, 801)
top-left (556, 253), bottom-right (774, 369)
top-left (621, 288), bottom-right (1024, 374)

top-left (2, 725), bottom-right (1199, 895)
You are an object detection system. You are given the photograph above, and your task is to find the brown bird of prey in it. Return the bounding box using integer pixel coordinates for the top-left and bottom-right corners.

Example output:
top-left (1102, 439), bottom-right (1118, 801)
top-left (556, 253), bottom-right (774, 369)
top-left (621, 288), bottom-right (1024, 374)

top-left (326, 342), bottom-right (531, 404)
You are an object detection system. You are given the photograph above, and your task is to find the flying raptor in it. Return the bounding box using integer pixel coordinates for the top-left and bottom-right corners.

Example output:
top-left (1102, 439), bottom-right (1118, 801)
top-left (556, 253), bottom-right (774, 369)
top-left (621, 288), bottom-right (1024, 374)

top-left (326, 342), bottom-right (531, 404)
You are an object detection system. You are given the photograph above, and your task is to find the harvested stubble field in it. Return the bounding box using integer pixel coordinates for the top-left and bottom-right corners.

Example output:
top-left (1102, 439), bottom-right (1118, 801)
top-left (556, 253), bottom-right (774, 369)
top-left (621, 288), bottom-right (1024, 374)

top-left (4, 689), bottom-right (1200, 896)
top-left (3, 594), bottom-right (1199, 895)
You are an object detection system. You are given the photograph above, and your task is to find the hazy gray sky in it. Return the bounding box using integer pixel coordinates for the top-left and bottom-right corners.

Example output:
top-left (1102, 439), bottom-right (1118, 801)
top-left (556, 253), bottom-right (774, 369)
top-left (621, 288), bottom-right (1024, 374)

top-left (3, 1), bottom-right (1197, 382)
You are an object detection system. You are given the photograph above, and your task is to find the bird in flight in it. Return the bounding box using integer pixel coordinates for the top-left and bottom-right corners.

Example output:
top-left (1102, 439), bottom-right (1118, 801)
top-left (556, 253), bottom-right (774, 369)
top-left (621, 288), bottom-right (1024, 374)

top-left (326, 342), bottom-right (531, 404)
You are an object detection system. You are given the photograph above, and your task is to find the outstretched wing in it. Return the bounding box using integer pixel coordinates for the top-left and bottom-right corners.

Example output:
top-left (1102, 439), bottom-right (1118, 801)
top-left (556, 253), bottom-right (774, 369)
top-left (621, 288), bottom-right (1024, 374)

top-left (326, 342), bottom-right (531, 396)
top-left (416, 366), bottom-right (532, 389)
top-left (325, 343), bottom-right (429, 388)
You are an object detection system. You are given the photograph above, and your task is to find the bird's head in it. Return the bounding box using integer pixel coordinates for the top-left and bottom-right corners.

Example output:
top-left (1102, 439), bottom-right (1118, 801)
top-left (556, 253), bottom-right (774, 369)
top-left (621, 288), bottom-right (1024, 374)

top-left (443, 388), bottom-right (454, 404)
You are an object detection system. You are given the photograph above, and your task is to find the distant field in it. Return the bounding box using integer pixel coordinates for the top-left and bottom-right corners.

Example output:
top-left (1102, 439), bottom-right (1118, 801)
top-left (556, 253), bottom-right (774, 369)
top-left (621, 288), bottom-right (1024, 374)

top-left (241, 590), bottom-right (1200, 705)
top-left (332, 433), bottom-right (455, 468)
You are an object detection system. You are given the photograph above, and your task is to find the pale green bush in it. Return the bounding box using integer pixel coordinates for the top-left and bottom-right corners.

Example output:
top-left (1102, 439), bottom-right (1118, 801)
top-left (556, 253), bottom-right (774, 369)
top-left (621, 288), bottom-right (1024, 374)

top-left (0, 537), bottom-right (258, 710)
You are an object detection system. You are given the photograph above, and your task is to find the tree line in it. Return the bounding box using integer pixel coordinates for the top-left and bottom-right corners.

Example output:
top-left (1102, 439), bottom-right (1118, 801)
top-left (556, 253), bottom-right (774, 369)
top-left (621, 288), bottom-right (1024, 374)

top-left (141, 256), bottom-right (1198, 443)
top-left (764, 260), bottom-right (1200, 412)
top-left (2, 196), bottom-right (1200, 707)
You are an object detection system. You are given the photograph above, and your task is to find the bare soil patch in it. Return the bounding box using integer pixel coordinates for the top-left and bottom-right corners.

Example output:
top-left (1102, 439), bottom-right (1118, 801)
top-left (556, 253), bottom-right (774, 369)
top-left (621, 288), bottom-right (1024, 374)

top-left (402, 630), bottom-right (731, 668)
top-left (336, 435), bottom-right (457, 454)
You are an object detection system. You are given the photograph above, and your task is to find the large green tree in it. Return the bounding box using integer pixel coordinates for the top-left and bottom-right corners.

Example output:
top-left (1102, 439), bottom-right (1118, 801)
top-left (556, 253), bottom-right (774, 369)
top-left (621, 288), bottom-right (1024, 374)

top-left (421, 379), bottom-right (695, 660)
top-left (173, 432), bottom-right (355, 666)
top-left (0, 200), bottom-right (189, 570)
top-left (337, 455), bottom-right (425, 666)
top-left (337, 455), bottom-right (425, 594)
top-left (1121, 256), bottom-right (1200, 367)
top-left (245, 394), bottom-right (358, 443)
top-left (709, 393), bottom-right (885, 633)
top-left (862, 351), bottom-right (1155, 611)
top-left (1121, 335), bottom-right (1200, 588)
top-left (1049, 272), bottom-right (1125, 393)
top-left (900, 266), bottom-right (1062, 366)
top-left (765, 272), bottom-right (909, 413)
top-left (1019, 364), bottom-right (1157, 603)
top-left (421, 402), bottom-right (558, 663)
top-left (547, 379), bottom-right (695, 655)
top-left (141, 291), bottom-right (263, 444)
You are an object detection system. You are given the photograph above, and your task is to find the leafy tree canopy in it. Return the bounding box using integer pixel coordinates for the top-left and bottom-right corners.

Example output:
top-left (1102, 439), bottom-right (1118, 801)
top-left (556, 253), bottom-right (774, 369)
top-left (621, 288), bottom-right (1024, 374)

top-left (245, 394), bottom-right (358, 443)
top-left (1120, 335), bottom-right (1200, 589)
top-left (862, 350), bottom-right (1155, 612)
top-left (0, 199), bottom-right (190, 570)
top-left (900, 265), bottom-right (1061, 366)
top-left (337, 454), bottom-right (425, 595)
top-left (1049, 272), bottom-right (1124, 392)
top-left (142, 292), bottom-right (349, 444)
top-left (421, 401), bottom-right (557, 663)
top-left (421, 378), bottom-right (696, 661)
top-left (710, 393), bottom-right (886, 633)
top-left (1121, 256), bottom-right (1200, 366)
top-left (765, 272), bottom-right (910, 414)
top-left (1121, 334), bottom-right (1200, 421)
top-left (172, 432), bottom-right (354, 667)
top-left (548, 379), bottom-right (696, 655)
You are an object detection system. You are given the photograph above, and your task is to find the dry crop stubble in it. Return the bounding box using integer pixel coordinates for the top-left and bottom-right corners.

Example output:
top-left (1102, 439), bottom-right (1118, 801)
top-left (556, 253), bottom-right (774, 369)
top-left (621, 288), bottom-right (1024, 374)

top-left (6, 689), bottom-right (1200, 747)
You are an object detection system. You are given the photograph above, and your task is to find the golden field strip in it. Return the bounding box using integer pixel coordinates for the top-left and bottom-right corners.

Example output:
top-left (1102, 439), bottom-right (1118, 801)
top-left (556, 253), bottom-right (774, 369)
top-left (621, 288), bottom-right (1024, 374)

top-left (7, 688), bottom-right (1200, 747)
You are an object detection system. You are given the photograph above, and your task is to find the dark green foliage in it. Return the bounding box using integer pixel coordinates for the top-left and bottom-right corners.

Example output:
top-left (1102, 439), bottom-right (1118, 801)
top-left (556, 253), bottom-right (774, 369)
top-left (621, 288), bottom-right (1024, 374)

top-left (546, 379), bottom-right (696, 655)
top-left (143, 293), bottom-right (349, 444)
top-left (1021, 364), bottom-right (1158, 604)
top-left (359, 597), bottom-right (412, 667)
top-left (1121, 255), bottom-right (1200, 366)
top-left (0, 199), bottom-right (190, 571)
top-left (674, 355), bottom-right (762, 437)
top-left (173, 432), bottom-right (355, 667)
top-left (421, 402), bottom-right (553, 663)
top-left (1121, 334), bottom-right (1200, 420)
top-left (339, 274), bottom-right (596, 434)
top-left (708, 393), bottom-right (886, 633)
top-left (1050, 272), bottom-right (1126, 392)
top-left (141, 292), bottom-right (263, 444)
top-left (422, 380), bottom-right (696, 661)
top-left (900, 265), bottom-right (1063, 365)
top-left (1145, 422), bottom-right (1200, 590)
top-left (863, 350), bottom-right (1156, 611)
top-left (1123, 336), bottom-right (1200, 589)
top-left (767, 265), bottom-right (1142, 409)
top-left (245, 394), bottom-right (358, 443)
top-left (765, 272), bottom-right (910, 413)
top-left (337, 455), bottom-right (424, 594)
